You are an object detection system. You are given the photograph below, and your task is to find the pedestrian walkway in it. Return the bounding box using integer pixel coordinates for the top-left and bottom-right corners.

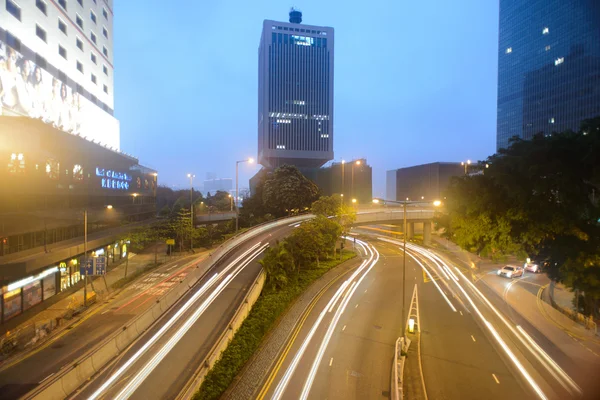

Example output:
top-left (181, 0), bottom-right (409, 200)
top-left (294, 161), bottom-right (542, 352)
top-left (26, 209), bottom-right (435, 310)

top-left (0, 244), bottom-right (194, 364)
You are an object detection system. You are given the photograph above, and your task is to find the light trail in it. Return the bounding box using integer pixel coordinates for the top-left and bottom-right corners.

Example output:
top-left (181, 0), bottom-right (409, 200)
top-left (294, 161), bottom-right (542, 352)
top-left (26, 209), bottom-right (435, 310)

top-left (114, 245), bottom-right (268, 399)
top-left (88, 242), bottom-right (264, 400)
top-left (404, 251), bottom-right (457, 312)
top-left (271, 238), bottom-right (378, 400)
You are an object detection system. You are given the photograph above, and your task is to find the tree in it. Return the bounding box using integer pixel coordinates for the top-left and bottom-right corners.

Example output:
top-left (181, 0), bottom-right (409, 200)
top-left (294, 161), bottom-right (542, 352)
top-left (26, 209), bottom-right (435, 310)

top-left (312, 195), bottom-right (340, 217)
top-left (437, 116), bottom-right (600, 315)
top-left (263, 165), bottom-right (320, 217)
top-left (259, 242), bottom-right (295, 290)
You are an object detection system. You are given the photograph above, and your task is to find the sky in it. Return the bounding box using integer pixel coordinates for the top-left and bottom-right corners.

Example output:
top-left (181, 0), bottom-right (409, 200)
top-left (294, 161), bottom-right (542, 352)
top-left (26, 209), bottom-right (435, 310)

top-left (114, 0), bottom-right (499, 198)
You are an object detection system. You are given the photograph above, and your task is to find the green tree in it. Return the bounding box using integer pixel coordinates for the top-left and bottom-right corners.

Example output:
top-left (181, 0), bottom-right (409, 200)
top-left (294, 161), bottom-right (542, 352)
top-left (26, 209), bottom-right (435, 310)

top-left (259, 242), bottom-right (295, 290)
top-left (263, 165), bottom-right (320, 217)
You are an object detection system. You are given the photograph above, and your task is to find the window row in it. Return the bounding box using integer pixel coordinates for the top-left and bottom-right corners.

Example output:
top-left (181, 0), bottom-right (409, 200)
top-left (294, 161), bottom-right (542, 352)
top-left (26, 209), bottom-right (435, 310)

top-left (33, 1), bottom-right (110, 41)
top-left (37, 0), bottom-right (108, 22)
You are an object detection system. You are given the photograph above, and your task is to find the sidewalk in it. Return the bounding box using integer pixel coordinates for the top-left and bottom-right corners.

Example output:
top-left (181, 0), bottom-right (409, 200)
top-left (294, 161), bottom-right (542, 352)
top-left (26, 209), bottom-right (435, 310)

top-left (0, 244), bottom-right (192, 364)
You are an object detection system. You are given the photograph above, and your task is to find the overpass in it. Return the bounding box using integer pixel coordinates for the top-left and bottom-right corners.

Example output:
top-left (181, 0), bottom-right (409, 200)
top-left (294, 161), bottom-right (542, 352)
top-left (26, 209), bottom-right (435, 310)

top-left (352, 206), bottom-right (436, 244)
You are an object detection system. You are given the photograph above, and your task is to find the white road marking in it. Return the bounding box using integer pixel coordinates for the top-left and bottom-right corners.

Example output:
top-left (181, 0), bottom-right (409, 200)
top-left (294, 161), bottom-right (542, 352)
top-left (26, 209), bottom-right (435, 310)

top-left (364, 289), bottom-right (368, 293)
top-left (39, 373), bottom-right (55, 384)
top-left (492, 374), bottom-right (500, 384)
top-left (329, 357), bottom-right (334, 367)
top-left (355, 304), bottom-right (358, 308)
top-left (459, 311), bottom-right (463, 316)
top-left (342, 325), bottom-right (346, 331)
top-left (471, 335), bottom-right (476, 342)
top-left (166, 264), bottom-right (179, 271)
top-left (101, 309), bottom-right (111, 315)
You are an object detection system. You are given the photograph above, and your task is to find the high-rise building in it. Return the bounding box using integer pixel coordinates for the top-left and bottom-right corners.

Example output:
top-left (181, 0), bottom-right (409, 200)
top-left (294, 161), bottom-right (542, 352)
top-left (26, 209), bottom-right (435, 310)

top-left (257, 9), bottom-right (334, 168)
top-left (496, 0), bottom-right (600, 150)
top-left (0, 1), bottom-right (157, 323)
top-left (1, 0), bottom-right (118, 148)
top-left (386, 162), bottom-right (464, 202)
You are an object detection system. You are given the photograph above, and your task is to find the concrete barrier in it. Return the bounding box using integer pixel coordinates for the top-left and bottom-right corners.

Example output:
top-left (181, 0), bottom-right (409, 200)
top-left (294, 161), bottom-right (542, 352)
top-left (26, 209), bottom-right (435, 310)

top-left (25, 216), bottom-right (307, 400)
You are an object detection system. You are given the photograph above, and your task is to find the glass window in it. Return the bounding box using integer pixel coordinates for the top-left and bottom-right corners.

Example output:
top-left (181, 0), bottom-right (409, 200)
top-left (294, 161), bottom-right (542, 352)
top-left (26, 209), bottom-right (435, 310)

top-left (90, 11), bottom-right (97, 24)
top-left (58, 19), bottom-right (67, 35)
top-left (46, 159), bottom-right (60, 179)
top-left (103, 46), bottom-right (108, 57)
top-left (36, 25), bottom-right (47, 42)
top-left (91, 53), bottom-right (97, 64)
top-left (76, 37), bottom-right (83, 51)
top-left (91, 74), bottom-right (97, 84)
top-left (58, 0), bottom-right (67, 10)
top-left (23, 280), bottom-right (42, 310)
top-left (43, 272), bottom-right (57, 300)
top-left (76, 61), bottom-right (83, 73)
top-left (103, 64), bottom-right (108, 75)
top-left (6, 31), bottom-right (21, 51)
top-left (76, 14), bottom-right (83, 29)
top-left (91, 31), bottom-right (97, 44)
top-left (77, 0), bottom-right (82, 5)
top-left (103, 27), bottom-right (108, 38)
top-left (58, 45), bottom-right (67, 59)
top-left (3, 288), bottom-right (22, 320)
top-left (102, 8), bottom-right (108, 19)
top-left (36, 0), bottom-right (47, 15)
top-left (6, 0), bottom-right (21, 21)
top-left (103, 84), bottom-right (108, 94)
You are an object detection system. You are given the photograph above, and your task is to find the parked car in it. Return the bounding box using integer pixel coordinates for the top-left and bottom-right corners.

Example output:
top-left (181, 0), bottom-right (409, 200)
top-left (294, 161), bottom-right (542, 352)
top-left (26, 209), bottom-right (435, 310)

top-left (497, 265), bottom-right (524, 278)
top-left (524, 263), bottom-right (541, 273)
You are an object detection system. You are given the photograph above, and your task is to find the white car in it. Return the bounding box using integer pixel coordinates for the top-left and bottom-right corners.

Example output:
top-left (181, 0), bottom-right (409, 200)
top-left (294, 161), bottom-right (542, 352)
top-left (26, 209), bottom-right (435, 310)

top-left (524, 263), bottom-right (540, 273)
top-left (497, 265), bottom-right (523, 278)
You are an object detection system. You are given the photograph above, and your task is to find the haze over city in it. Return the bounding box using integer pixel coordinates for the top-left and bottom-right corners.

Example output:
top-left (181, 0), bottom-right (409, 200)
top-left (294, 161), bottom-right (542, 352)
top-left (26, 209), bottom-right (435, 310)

top-left (115, 0), bottom-right (499, 194)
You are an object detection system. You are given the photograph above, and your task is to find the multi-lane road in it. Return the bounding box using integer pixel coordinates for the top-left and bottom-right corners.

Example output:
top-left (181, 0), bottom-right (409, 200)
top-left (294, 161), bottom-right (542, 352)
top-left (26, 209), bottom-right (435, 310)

top-left (0, 221), bottom-right (297, 400)
top-left (256, 233), bottom-right (596, 400)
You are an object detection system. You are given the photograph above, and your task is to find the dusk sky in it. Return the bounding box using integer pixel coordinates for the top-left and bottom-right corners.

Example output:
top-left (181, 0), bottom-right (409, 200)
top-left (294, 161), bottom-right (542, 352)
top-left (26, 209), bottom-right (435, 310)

top-left (114, 0), bottom-right (499, 198)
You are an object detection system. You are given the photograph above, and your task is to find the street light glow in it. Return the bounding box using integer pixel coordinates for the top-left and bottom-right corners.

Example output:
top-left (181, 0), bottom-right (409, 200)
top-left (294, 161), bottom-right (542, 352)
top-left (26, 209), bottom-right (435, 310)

top-left (372, 198), bottom-right (379, 204)
top-left (352, 198), bottom-right (357, 203)
top-left (106, 205), bottom-right (113, 209)
top-left (248, 158), bottom-right (254, 164)
top-left (433, 200), bottom-right (442, 207)
top-left (132, 193), bottom-right (138, 197)
top-left (355, 160), bottom-right (361, 165)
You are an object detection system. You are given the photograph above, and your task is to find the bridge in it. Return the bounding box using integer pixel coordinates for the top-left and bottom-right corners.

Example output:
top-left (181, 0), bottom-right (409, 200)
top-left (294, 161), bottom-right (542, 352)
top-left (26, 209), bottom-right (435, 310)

top-left (352, 206), bottom-right (436, 244)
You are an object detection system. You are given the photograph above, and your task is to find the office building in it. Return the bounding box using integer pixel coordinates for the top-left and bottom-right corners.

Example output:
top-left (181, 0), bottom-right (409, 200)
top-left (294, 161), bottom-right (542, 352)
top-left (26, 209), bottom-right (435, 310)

top-left (386, 162), bottom-right (463, 202)
top-left (497, 0), bottom-right (600, 150)
top-left (257, 9), bottom-right (334, 168)
top-left (0, 1), bottom-right (156, 324)
top-left (203, 178), bottom-right (233, 195)
top-left (308, 159), bottom-right (372, 204)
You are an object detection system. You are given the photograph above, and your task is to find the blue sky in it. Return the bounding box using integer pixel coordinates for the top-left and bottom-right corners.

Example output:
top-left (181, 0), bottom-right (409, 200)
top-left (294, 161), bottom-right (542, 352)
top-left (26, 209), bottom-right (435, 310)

top-left (114, 0), bottom-right (499, 197)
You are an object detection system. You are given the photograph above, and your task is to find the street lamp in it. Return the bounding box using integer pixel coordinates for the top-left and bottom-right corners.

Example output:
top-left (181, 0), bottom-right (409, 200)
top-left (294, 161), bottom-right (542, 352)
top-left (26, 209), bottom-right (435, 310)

top-left (352, 198), bottom-right (357, 204)
top-left (372, 197), bottom-right (442, 337)
top-left (235, 158), bottom-right (254, 233)
top-left (187, 174), bottom-right (195, 250)
top-left (228, 194), bottom-right (233, 211)
top-left (460, 159), bottom-right (472, 175)
top-left (132, 193), bottom-right (138, 204)
top-left (341, 160), bottom-right (346, 202)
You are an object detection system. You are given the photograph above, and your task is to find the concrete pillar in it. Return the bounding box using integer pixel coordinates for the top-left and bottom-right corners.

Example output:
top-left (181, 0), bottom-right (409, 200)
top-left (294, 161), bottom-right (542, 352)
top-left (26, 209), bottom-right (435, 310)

top-left (423, 221), bottom-right (432, 245)
top-left (406, 222), bottom-right (414, 239)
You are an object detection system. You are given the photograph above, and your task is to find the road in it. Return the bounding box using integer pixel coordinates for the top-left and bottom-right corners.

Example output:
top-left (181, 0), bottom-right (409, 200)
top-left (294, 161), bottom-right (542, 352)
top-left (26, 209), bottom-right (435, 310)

top-left (70, 223), bottom-right (294, 400)
top-left (257, 233), bottom-right (591, 400)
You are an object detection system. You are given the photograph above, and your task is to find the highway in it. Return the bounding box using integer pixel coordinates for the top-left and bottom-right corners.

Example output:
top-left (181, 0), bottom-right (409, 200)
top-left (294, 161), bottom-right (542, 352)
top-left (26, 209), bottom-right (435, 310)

top-left (256, 233), bottom-right (590, 400)
top-left (70, 223), bottom-right (294, 400)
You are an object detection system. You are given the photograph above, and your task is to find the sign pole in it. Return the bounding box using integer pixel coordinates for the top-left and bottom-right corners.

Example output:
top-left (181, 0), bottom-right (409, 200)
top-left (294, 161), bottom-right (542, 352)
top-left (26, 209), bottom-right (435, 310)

top-left (84, 209), bottom-right (87, 307)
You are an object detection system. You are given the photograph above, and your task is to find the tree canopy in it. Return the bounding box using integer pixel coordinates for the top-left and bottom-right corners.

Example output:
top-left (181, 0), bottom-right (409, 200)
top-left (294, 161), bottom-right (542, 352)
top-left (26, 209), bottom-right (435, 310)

top-left (262, 165), bottom-right (320, 217)
top-left (437, 117), bottom-right (600, 307)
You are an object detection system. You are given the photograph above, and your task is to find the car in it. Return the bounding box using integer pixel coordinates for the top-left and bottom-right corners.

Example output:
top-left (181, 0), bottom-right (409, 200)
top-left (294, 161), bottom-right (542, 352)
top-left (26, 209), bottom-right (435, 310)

top-left (524, 263), bottom-right (540, 273)
top-left (497, 265), bottom-right (523, 278)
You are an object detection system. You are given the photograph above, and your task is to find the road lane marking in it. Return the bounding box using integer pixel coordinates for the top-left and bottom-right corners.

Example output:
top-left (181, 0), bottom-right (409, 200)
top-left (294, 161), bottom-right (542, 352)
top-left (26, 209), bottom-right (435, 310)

top-left (39, 373), bottom-right (55, 384)
top-left (364, 289), bottom-right (367, 293)
top-left (471, 335), bottom-right (476, 342)
top-left (166, 264), bottom-right (179, 271)
top-left (329, 357), bottom-right (333, 367)
top-left (492, 374), bottom-right (500, 384)
top-left (101, 309), bottom-right (111, 315)
top-left (459, 311), bottom-right (463, 316)
top-left (355, 304), bottom-right (358, 308)
top-left (342, 325), bottom-right (346, 331)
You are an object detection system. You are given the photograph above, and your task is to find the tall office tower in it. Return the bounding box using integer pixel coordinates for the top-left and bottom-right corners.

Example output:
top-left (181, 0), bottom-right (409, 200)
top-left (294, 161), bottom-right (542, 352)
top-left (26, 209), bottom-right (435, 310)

top-left (496, 0), bottom-right (600, 150)
top-left (1, 0), bottom-right (119, 148)
top-left (258, 9), bottom-right (334, 168)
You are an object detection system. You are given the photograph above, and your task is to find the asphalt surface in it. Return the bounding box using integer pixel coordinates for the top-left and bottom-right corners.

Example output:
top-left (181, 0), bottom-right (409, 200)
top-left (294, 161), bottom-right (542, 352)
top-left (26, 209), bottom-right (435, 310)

top-left (71, 224), bottom-right (293, 400)
top-left (257, 233), bottom-right (593, 400)
top-left (0, 253), bottom-right (201, 400)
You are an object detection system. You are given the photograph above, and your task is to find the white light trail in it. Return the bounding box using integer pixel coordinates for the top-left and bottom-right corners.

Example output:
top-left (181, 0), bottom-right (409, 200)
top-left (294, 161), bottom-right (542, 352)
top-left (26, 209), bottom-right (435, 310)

top-left (88, 242), bottom-right (264, 400)
top-left (405, 251), bottom-right (457, 312)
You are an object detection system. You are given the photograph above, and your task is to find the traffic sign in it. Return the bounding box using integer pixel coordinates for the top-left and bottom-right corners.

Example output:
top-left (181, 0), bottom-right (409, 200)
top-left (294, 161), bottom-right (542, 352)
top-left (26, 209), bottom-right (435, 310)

top-left (80, 259), bottom-right (94, 276)
top-left (166, 239), bottom-right (175, 245)
top-left (95, 256), bottom-right (107, 275)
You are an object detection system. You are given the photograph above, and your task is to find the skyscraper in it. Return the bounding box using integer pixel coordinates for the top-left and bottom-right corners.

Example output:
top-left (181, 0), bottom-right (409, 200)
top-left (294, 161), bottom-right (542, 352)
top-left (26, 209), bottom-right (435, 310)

top-left (257, 9), bottom-right (334, 168)
top-left (496, 0), bottom-right (600, 150)
top-left (1, 0), bottom-right (119, 148)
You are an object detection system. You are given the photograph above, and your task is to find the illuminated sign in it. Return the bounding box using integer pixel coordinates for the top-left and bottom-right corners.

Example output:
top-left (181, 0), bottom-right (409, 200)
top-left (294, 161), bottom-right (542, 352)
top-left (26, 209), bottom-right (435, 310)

top-left (292, 35), bottom-right (314, 46)
top-left (96, 167), bottom-right (132, 190)
top-left (0, 38), bottom-right (120, 149)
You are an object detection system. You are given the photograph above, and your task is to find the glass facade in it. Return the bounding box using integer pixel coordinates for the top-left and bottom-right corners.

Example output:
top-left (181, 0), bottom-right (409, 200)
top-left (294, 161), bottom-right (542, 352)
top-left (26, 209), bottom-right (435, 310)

top-left (497, 0), bottom-right (600, 150)
top-left (258, 20), bottom-right (334, 168)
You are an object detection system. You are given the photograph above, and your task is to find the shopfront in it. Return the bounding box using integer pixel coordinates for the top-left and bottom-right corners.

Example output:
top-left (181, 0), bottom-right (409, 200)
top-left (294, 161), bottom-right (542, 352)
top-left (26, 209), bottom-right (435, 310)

top-left (1, 266), bottom-right (58, 323)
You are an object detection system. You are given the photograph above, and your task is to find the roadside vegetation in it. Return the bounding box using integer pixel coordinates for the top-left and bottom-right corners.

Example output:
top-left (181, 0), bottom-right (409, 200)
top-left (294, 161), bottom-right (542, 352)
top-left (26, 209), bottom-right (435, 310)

top-left (194, 194), bottom-right (357, 400)
top-left (435, 116), bottom-right (600, 316)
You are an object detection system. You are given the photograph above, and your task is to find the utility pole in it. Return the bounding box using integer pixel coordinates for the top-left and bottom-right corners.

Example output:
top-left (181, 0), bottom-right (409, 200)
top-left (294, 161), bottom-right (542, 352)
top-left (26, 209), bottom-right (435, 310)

top-left (187, 174), bottom-right (195, 250)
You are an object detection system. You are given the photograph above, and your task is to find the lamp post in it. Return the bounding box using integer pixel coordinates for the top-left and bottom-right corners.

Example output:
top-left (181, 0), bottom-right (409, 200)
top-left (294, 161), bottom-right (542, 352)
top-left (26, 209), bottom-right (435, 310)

top-left (351, 160), bottom-right (361, 200)
top-left (341, 160), bottom-right (346, 202)
top-left (460, 159), bottom-right (472, 175)
top-left (235, 158), bottom-right (254, 233)
top-left (187, 174), bottom-right (195, 250)
top-left (228, 194), bottom-right (233, 211)
top-left (83, 209), bottom-right (88, 306)
top-left (372, 198), bottom-right (442, 337)
top-left (132, 193), bottom-right (138, 204)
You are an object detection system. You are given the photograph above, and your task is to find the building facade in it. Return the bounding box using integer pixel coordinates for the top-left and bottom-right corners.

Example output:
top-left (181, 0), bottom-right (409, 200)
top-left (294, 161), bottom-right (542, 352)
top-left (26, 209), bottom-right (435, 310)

top-left (386, 162), bottom-right (463, 202)
top-left (258, 9), bottom-right (334, 169)
top-left (497, 0), bottom-right (600, 150)
top-left (0, 1), bottom-right (156, 324)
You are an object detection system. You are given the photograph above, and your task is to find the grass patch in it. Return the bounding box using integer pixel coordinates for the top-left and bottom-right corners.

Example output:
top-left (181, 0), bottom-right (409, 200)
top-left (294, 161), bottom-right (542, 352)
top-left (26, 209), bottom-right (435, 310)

top-left (111, 263), bottom-right (162, 289)
top-left (194, 250), bottom-right (357, 400)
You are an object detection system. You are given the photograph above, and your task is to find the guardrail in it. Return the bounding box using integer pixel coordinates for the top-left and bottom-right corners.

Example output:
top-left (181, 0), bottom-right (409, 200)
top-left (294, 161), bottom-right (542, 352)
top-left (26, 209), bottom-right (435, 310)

top-left (177, 269), bottom-right (266, 399)
top-left (24, 215), bottom-right (311, 400)
top-left (391, 336), bottom-right (410, 400)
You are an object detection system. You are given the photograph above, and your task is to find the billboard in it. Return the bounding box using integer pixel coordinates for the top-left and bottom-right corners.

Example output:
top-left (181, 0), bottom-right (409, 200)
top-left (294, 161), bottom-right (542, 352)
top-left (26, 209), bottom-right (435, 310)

top-left (0, 40), bottom-right (119, 149)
